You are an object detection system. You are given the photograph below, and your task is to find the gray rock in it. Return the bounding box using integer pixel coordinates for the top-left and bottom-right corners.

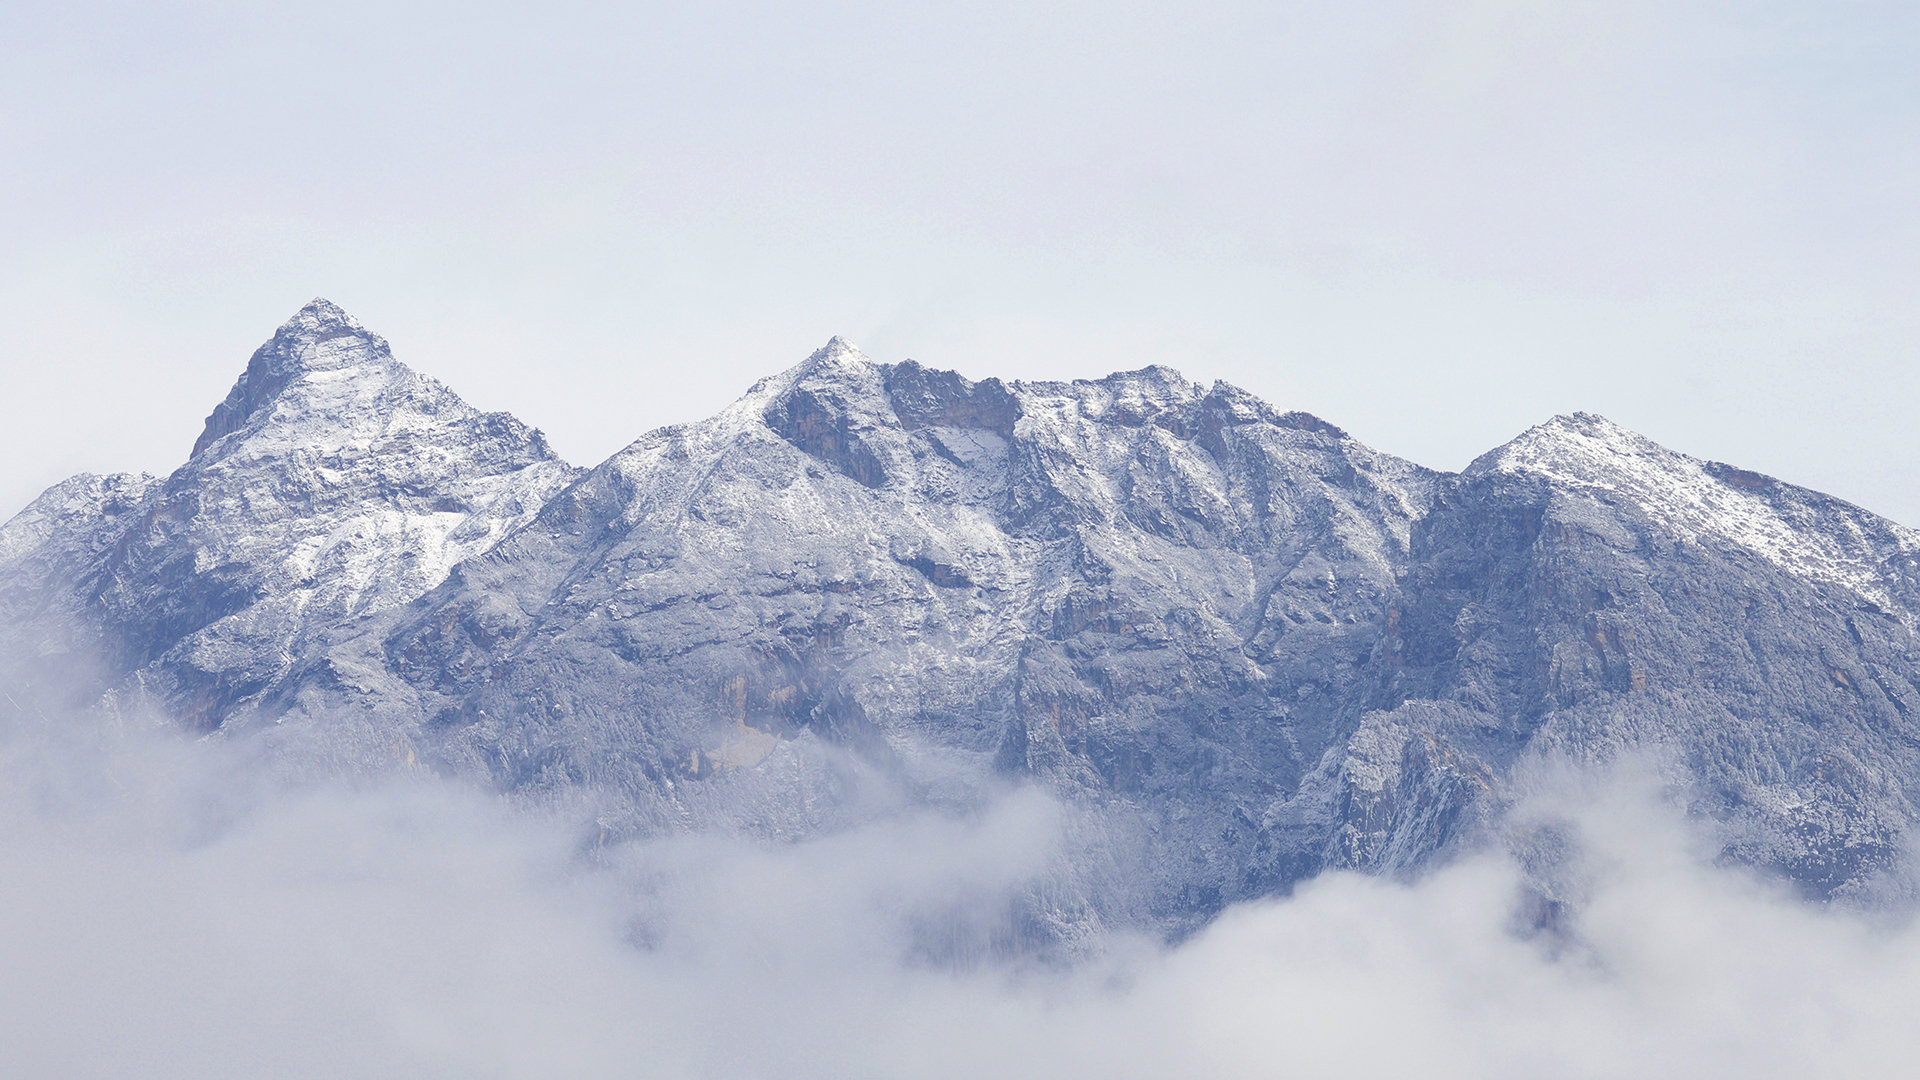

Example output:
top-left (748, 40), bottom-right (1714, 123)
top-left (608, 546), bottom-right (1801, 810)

top-left (8, 304), bottom-right (1920, 947)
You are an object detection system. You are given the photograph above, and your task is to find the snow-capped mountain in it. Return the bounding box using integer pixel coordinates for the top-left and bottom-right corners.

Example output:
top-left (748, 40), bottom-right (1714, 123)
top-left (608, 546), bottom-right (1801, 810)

top-left (6, 301), bottom-right (1919, 942)
top-left (0, 300), bottom-right (577, 729)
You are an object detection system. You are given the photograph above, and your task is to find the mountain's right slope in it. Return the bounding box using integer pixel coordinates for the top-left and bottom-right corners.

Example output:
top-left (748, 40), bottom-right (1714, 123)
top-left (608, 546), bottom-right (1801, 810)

top-left (1369, 412), bottom-right (1920, 899)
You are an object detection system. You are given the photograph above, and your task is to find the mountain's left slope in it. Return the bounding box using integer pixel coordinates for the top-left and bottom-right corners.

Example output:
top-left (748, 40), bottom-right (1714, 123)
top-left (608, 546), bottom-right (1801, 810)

top-left (0, 299), bottom-right (578, 727)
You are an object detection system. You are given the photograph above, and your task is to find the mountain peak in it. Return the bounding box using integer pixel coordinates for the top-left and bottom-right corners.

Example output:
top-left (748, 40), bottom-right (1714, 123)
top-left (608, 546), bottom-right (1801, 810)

top-left (286, 296), bottom-right (361, 332)
top-left (190, 300), bottom-right (404, 458)
top-left (1536, 410), bottom-right (1635, 440)
top-left (805, 334), bottom-right (873, 369)
top-left (1465, 410), bottom-right (1919, 614)
top-left (257, 297), bottom-right (387, 375)
top-left (1466, 411), bottom-right (1664, 481)
top-left (1521, 411), bottom-right (1639, 444)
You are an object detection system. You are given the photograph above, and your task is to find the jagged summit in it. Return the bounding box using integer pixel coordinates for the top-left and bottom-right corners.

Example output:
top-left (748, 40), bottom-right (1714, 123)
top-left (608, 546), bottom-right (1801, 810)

top-left (737, 349), bottom-right (1304, 453)
top-left (191, 298), bottom-right (405, 457)
top-left (1085, 363), bottom-right (1196, 393)
top-left (285, 295), bottom-right (361, 331)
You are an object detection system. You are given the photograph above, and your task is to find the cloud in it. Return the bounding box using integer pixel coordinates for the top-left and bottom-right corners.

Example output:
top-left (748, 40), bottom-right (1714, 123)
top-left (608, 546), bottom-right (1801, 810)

top-left (3, 709), bottom-right (1919, 1079)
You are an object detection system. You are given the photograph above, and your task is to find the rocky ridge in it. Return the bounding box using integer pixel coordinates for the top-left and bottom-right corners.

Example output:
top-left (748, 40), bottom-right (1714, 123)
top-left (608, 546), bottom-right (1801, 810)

top-left (6, 302), bottom-right (1920, 946)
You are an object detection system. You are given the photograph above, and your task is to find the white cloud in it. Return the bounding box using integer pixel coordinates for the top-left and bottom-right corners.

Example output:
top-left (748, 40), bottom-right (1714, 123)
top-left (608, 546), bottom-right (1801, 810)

top-left (4, 708), bottom-right (1920, 1078)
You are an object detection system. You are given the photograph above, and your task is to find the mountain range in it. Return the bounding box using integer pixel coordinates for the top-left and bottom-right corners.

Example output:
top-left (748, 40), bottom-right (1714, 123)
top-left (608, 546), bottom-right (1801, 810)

top-left (6, 299), bottom-right (1918, 946)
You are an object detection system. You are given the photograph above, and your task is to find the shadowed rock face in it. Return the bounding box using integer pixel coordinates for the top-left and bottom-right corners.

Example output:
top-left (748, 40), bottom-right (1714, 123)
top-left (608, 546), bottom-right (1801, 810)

top-left (7, 305), bottom-right (1920, 945)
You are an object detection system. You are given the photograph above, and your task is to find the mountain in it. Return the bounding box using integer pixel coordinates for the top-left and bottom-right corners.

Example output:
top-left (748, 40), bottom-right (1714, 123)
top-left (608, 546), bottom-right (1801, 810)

top-left (0, 299), bottom-right (578, 729)
top-left (6, 302), bottom-right (1920, 945)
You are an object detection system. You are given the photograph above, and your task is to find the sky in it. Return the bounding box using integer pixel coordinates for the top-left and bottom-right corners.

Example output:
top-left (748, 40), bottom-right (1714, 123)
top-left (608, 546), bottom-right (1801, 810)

top-left (2, 0), bottom-right (1916, 524)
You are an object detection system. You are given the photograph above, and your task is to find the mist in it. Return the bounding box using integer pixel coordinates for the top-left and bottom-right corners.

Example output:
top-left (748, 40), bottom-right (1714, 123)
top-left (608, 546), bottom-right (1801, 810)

top-left (3, 700), bottom-right (1918, 1080)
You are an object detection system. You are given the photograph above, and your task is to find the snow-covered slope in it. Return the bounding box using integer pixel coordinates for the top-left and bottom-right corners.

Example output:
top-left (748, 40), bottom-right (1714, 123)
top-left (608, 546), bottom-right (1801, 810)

top-left (0, 299), bottom-right (578, 728)
top-left (0, 472), bottom-right (162, 711)
top-left (7, 304), bottom-right (1920, 946)
top-left (1473, 412), bottom-right (1920, 622)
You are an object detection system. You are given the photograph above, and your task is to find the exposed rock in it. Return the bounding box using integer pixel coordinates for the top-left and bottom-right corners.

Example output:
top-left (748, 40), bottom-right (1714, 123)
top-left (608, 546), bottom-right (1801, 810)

top-left (7, 305), bottom-right (1920, 949)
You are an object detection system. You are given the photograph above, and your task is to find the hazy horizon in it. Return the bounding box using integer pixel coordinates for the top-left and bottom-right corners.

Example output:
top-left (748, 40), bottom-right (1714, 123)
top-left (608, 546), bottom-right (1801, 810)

top-left (3, 1), bottom-right (1917, 525)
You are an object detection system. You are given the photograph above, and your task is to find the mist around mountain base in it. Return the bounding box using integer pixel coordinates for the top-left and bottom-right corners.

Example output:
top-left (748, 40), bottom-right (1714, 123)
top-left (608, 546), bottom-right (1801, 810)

top-left (4, 695), bottom-right (1918, 1080)
top-left (8, 300), bottom-right (1920, 1076)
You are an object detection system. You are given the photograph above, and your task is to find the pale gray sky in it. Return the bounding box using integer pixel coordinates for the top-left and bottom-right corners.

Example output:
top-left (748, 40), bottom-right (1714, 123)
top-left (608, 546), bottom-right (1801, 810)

top-left (3, 1), bottom-right (1916, 523)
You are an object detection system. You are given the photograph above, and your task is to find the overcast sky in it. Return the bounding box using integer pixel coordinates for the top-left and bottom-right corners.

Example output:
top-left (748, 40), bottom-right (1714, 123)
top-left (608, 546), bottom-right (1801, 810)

top-left (3, 0), bottom-right (1915, 524)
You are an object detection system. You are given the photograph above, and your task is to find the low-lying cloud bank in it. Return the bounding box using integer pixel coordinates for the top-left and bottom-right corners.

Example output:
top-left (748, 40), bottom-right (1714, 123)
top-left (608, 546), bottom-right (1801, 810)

top-left (4, 712), bottom-right (1918, 1080)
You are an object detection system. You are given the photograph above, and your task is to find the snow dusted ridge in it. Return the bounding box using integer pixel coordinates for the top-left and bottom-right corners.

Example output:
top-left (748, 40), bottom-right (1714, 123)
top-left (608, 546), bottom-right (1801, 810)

top-left (174, 298), bottom-right (578, 616)
top-left (192, 297), bottom-right (391, 457)
top-left (6, 302), bottom-right (1920, 945)
top-left (0, 299), bottom-right (579, 728)
top-left (1473, 412), bottom-right (1920, 621)
top-left (0, 471), bottom-right (158, 573)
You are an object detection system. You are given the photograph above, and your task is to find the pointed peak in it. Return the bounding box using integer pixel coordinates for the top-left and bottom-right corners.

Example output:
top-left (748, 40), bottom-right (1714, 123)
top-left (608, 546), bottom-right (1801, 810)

top-left (737, 335), bottom-right (878, 398)
top-left (1467, 411), bottom-right (1676, 484)
top-left (1533, 411), bottom-right (1637, 441)
top-left (805, 334), bottom-right (873, 367)
top-left (189, 301), bottom-right (405, 459)
top-left (766, 334), bottom-right (884, 397)
top-left (285, 296), bottom-right (361, 331)
top-left (262, 297), bottom-right (385, 363)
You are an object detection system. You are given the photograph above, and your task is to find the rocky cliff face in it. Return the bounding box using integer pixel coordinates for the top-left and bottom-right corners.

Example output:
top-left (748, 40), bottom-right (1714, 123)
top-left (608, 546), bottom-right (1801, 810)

top-left (0, 299), bottom-right (578, 730)
top-left (7, 303), bottom-right (1920, 944)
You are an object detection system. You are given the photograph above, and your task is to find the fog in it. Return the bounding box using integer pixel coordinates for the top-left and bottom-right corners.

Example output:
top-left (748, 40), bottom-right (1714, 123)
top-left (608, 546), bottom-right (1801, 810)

top-left (5, 708), bottom-right (1919, 1079)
